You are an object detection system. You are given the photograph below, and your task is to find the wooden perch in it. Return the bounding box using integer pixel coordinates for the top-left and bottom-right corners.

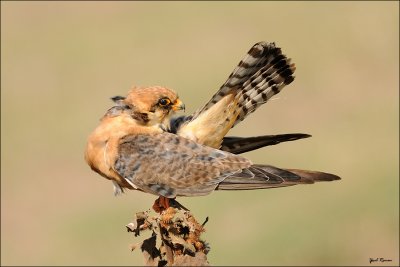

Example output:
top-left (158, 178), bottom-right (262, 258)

top-left (126, 204), bottom-right (210, 266)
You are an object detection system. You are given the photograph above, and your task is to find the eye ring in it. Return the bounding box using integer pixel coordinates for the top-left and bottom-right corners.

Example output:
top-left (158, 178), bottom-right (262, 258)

top-left (158, 98), bottom-right (171, 106)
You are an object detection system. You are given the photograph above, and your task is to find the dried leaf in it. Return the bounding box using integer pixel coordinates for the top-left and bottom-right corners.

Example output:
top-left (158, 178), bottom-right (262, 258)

top-left (126, 222), bottom-right (136, 232)
top-left (128, 200), bottom-right (210, 266)
top-left (134, 211), bottom-right (149, 236)
top-left (159, 240), bottom-right (174, 265)
top-left (141, 234), bottom-right (160, 261)
top-left (170, 233), bottom-right (196, 254)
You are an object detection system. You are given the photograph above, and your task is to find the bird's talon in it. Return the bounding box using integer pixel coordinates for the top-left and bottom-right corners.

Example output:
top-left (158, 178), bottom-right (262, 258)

top-left (152, 196), bottom-right (189, 213)
top-left (152, 196), bottom-right (171, 213)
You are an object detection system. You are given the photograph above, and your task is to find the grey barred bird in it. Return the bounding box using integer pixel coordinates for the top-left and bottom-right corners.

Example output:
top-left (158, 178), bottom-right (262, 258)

top-left (84, 42), bottom-right (340, 211)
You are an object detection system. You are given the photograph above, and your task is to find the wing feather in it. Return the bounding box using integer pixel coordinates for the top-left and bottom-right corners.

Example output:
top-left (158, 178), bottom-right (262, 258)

top-left (114, 132), bottom-right (251, 197)
top-left (176, 42), bottom-right (296, 148)
top-left (216, 165), bottom-right (340, 190)
top-left (220, 133), bottom-right (311, 154)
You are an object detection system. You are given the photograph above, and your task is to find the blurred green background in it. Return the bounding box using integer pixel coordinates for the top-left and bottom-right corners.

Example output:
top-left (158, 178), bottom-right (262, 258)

top-left (1, 1), bottom-right (398, 266)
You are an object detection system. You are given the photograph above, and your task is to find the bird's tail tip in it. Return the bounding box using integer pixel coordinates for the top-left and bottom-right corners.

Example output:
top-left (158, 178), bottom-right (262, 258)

top-left (285, 168), bottom-right (341, 182)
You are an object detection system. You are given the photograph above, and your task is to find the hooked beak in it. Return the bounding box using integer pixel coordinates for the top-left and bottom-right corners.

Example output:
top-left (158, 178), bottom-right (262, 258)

top-left (172, 99), bottom-right (185, 112)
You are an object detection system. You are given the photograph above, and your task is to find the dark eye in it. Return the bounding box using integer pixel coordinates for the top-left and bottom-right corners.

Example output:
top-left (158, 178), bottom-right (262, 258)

top-left (158, 98), bottom-right (171, 106)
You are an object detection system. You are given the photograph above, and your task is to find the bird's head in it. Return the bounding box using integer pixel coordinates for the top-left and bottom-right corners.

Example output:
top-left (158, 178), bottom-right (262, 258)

top-left (115, 86), bottom-right (185, 128)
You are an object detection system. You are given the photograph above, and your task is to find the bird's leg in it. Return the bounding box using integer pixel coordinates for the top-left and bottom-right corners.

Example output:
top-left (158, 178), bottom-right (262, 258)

top-left (152, 196), bottom-right (170, 213)
top-left (152, 196), bottom-right (190, 213)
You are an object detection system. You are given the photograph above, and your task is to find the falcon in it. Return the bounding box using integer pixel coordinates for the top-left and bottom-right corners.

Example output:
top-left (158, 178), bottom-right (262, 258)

top-left (84, 42), bottom-right (340, 211)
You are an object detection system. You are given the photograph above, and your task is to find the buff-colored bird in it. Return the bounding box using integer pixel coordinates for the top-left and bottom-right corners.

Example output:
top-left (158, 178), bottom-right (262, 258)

top-left (85, 42), bottom-right (340, 211)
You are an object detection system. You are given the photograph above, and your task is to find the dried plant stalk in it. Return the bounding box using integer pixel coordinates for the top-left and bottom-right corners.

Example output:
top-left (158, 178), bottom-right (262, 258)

top-left (127, 205), bottom-right (210, 266)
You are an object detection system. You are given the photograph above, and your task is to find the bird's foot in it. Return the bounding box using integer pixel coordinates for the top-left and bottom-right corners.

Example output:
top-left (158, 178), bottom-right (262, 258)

top-left (152, 196), bottom-right (170, 213)
top-left (152, 196), bottom-right (189, 213)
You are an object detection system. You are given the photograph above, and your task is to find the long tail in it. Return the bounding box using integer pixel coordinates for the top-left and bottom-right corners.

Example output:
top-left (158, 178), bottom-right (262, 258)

top-left (216, 164), bottom-right (340, 190)
top-left (220, 133), bottom-right (311, 154)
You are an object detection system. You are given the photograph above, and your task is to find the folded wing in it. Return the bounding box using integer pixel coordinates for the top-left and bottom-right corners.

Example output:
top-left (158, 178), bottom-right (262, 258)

top-left (113, 132), bottom-right (251, 198)
top-left (216, 164), bottom-right (341, 190)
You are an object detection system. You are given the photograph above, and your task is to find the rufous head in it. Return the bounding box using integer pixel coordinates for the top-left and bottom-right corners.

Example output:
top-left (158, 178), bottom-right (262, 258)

top-left (111, 86), bottom-right (185, 127)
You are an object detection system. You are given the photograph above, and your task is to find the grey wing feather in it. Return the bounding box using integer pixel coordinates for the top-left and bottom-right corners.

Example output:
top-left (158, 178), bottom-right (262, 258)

top-left (220, 133), bottom-right (311, 154)
top-left (216, 164), bottom-right (340, 190)
top-left (114, 132), bottom-right (251, 197)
